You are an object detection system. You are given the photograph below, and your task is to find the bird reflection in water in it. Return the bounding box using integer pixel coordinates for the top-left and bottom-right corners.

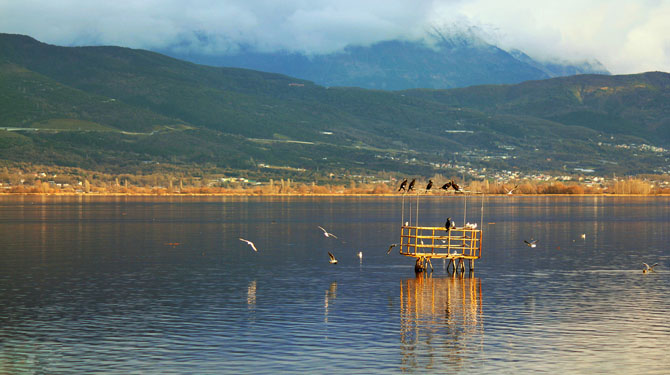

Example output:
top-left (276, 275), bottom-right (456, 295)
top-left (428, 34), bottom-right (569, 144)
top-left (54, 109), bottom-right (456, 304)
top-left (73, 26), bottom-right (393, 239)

top-left (247, 280), bottom-right (257, 308)
top-left (324, 281), bottom-right (337, 323)
top-left (399, 273), bottom-right (482, 371)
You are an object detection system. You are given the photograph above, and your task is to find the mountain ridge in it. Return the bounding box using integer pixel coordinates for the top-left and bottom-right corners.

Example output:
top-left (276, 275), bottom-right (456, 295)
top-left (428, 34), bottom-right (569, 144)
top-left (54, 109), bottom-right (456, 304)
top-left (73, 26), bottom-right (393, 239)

top-left (160, 32), bottom-right (609, 90)
top-left (0, 33), bottom-right (667, 181)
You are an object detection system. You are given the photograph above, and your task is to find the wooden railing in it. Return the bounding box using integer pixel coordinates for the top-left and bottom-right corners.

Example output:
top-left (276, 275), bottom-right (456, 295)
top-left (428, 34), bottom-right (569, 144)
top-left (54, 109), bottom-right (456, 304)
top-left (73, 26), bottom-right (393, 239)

top-left (399, 225), bottom-right (482, 259)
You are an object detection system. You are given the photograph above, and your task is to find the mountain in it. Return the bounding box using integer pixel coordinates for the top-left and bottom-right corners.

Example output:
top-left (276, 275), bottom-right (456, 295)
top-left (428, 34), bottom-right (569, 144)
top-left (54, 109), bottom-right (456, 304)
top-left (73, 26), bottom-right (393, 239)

top-left (161, 32), bottom-right (610, 90)
top-left (508, 49), bottom-right (609, 78)
top-left (0, 33), bottom-right (668, 181)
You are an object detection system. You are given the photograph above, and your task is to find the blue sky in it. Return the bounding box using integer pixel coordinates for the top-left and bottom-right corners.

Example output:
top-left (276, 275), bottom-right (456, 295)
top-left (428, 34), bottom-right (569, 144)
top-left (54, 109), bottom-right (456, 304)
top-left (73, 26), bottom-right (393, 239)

top-left (1, 0), bottom-right (668, 74)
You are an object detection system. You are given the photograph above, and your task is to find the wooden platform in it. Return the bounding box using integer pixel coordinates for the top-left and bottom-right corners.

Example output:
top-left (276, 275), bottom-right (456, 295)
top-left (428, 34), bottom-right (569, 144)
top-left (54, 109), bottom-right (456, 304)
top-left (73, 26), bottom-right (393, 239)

top-left (399, 225), bottom-right (482, 272)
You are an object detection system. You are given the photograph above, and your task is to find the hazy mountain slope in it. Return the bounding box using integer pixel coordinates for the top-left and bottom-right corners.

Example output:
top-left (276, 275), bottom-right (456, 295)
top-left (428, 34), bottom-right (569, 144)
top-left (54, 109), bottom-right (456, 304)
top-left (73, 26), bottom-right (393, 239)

top-left (164, 36), bottom-right (609, 90)
top-left (0, 33), bottom-right (667, 178)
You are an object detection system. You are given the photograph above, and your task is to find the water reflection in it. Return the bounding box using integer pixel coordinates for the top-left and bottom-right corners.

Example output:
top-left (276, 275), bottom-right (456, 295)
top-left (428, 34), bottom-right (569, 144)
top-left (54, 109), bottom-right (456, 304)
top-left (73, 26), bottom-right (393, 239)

top-left (324, 281), bottom-right (337, 323)
top-left (400, 273), bottom-right (482, 371)
top-left (2, 196), bottom-right (669, 374)
top-left (247, 280), bottom-right (257, 308)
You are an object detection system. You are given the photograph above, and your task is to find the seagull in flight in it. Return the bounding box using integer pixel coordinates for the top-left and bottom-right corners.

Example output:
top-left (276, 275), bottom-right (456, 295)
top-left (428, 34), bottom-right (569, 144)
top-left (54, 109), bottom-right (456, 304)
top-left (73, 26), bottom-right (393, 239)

top-left (506, 185), bottom-right (519, 195)
top-left (386, 243), bottom-right (398, 254)
top-left (328, 251), bottom-right (338, 264)
top-left (642, 263), bottom-right (658, 273)
top-left (239, 238), bottom-right (258, 252)
top-left (398, 179), bottom-right (408, 192)
top-left (318, 226), bottom-right (338, 239)
top-left (524, 239), bottom-right (538, 248)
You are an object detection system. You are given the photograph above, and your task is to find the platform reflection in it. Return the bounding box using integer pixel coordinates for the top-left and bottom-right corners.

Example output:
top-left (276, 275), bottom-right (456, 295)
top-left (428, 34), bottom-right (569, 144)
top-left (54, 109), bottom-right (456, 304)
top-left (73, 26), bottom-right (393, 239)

top-left (400, 273), bottom-right (483, 371)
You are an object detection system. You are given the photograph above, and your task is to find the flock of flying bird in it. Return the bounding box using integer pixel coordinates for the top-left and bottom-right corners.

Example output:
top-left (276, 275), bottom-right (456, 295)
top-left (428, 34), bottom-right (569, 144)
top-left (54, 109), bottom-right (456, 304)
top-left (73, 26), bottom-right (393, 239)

top-left (238, 178), bottom-right (466, 264)
top-left (240, 178), bottom-right (661, 273)
top-left (239, 224), bottom-right (355, 265)
top-left (241, 230), bottom-right (661, 273)
top-left (522, 233), bottom-right (660, 273)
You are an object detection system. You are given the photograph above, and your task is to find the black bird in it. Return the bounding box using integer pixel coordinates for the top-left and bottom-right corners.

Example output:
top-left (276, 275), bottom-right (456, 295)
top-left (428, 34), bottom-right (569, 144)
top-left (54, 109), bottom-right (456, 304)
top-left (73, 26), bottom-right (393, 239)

top-left (426, 180), bottom-right (433, 191)
top-left (415, 257), bottom-right (426, 273)
top-left (445, 217), bottom-right (452, 233)
top-left (407, 179), bottom-right (416, 192)
top-left (398, 179), bottom-right (408, 192)
top-left (451, 180), bottom-right (461, 192)
top-left (441, 181), bottom-right (452, 190)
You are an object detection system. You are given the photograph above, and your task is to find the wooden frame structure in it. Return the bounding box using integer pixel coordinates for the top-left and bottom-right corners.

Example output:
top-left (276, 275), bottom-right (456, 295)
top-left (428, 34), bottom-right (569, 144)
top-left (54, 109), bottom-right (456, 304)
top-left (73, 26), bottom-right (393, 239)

top-left (400, 225), bottom-right (482, 272)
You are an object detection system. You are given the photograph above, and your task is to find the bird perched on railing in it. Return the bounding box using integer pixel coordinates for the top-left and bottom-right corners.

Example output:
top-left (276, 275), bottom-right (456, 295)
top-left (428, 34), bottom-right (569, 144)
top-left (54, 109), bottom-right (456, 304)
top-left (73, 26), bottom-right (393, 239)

top-left (425, 180), bottom-right (433, 191)
top-left (445, 217), bottom-right (453, 233)
top-left (407, 179), bottom-right (416, 192)
top-left (398, 179), bottom-right (408, 192)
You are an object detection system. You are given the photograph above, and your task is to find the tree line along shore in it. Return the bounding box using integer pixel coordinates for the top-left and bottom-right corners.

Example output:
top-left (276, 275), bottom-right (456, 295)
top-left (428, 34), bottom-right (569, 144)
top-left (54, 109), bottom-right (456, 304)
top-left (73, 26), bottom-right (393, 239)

top-left (1, 168), bottom-right (668, 195)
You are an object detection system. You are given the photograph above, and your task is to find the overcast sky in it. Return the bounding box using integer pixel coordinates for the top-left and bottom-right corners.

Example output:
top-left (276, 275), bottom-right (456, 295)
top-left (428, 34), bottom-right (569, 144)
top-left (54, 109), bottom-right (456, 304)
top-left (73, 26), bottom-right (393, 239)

top-left (1, 0), bottom-right (669, 74)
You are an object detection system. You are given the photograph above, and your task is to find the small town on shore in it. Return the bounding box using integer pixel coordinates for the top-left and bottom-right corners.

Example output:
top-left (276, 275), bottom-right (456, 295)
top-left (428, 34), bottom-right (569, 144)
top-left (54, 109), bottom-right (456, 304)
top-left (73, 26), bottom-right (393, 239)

top-left (1, 163), bottom-right (669, 195)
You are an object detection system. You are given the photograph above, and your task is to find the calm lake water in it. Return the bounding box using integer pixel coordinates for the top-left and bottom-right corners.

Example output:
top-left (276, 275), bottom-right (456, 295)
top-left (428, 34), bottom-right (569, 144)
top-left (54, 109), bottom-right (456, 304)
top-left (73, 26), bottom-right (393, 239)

top-left (1, 195), bottom-right (669, 374)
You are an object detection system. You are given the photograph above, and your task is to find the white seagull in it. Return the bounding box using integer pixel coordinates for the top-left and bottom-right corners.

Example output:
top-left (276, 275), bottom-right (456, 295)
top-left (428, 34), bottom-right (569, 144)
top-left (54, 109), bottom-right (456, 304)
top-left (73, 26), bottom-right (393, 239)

top-left (524, 239), bottom-right (538, 248)
top-left (506, 185), bottom-right (519, 195)
top-left (318, 226), bottom-right (338, 239)
top-left (642, 263), bottom-right (658, 273)
top-left (387, 243), bottom-right (398, 254)
top-left (357, 251), bottom-right (363, 259)
top-left (239, 238), bottom-right (258, 252)
top-left (328, 251), bottom-right (338, 264)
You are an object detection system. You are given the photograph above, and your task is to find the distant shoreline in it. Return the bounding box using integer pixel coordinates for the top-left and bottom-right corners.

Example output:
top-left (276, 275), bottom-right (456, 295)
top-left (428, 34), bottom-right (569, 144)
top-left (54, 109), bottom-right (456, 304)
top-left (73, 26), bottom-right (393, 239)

top-left (2, 192), bottom-right (669, 197)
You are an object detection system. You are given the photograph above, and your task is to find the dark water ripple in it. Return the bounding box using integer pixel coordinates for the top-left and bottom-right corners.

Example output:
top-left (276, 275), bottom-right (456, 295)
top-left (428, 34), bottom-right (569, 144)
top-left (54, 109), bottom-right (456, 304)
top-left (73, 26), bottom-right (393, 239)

top-left (1, 196), bottom-right (669, 374)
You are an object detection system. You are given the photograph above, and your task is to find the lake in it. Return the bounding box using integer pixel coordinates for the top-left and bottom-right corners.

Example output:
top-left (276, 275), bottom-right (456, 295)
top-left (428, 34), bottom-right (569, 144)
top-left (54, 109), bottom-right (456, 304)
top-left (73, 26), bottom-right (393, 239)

top-left (1, 195), bottom-right (669, 374)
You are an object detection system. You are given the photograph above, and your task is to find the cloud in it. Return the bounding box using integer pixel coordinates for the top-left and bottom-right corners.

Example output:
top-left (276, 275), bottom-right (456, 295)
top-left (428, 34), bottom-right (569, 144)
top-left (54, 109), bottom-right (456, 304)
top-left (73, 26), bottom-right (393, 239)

top-left (446, 0), bottom-right (670, 74)
top-left (1, 0), bottom-right (669, 73)
top-left (0, 0), bottom-right (435, 54)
